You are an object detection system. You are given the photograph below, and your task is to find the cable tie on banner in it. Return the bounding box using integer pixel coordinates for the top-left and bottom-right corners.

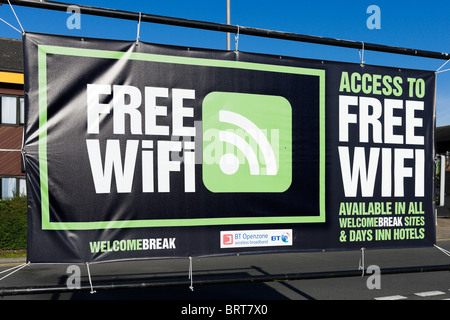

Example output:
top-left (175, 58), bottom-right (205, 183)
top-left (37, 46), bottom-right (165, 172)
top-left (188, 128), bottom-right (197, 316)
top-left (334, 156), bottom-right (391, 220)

top-left (234, 25), bottom-right (240, 53)
top-left (188, 256), bottom-right (194, 291)
top-left (358, 247), bottom-right (365, 276)
top-left (359, 41), bottom-right (365, 67)
top-left (0, 148), bottom-right (21, 152)
top-left (434, 244), bottom-right (450, 257)
top-left (86, 262), bottom-right (96, 294)
top-left (136, 12), bottom-right (141, 45)
top-left (0, 17), bottom-right (21, 34)
top-left (7, 0), bottom-right (24, 34)
top-left (0, 262), bottom-right (30, 282)
top-left (436, 59), bottom-right (450, 73)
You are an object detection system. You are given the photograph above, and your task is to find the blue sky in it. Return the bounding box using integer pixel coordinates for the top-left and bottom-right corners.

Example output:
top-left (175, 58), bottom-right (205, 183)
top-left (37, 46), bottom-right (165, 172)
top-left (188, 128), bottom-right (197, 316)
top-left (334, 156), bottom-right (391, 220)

top-left (1, 0), bottom-right (450, 126)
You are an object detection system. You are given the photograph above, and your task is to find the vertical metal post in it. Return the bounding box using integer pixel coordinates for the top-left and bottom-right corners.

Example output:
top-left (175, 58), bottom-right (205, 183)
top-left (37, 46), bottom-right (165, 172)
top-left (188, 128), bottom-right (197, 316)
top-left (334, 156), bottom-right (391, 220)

top-left (226, 0), bottom-right (231, 50)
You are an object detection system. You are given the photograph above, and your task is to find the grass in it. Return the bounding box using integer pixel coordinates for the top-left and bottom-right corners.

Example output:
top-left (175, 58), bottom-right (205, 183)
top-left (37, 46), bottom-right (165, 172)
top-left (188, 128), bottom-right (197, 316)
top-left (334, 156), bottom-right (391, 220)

top-left (0, 249), bottom-right (26, 258)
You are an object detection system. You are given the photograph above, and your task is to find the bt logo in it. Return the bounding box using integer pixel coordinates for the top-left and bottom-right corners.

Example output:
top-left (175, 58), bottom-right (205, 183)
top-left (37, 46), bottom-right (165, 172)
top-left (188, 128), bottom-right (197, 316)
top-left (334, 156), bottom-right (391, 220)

top-left (271, 232), bottom-right (291, 243)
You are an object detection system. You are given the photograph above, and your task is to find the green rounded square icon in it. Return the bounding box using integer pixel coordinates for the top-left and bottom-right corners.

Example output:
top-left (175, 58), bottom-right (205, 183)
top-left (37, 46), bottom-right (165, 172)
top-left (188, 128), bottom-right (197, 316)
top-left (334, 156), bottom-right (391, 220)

top-left (202, 92), bottom-right (292, 193)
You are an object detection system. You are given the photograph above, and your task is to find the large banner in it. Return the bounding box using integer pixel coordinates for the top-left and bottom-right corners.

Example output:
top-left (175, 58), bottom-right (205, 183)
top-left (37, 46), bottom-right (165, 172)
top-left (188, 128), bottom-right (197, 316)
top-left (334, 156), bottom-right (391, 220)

top-left (23, 32), bottom-right (436, 263)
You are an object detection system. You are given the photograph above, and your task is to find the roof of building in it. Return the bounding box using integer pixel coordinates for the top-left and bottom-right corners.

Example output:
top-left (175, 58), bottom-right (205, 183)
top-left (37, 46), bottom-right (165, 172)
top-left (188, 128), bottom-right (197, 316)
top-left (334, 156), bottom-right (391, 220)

top-left (0, 37), bottom-right (23, 73)
top-left (437, 125), bottom-right (450, 142)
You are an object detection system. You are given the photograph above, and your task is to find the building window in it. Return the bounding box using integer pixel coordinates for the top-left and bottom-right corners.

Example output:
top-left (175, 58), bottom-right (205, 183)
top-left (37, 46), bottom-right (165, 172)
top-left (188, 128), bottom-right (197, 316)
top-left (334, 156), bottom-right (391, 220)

top-left (1, 176), bottom-right (26, 199)
top-left (0, 95), bottom-right (24, 125)
top-left (1, 96), bottom-right (17, 124)
top-left (19, 97), bottom-right (25, 124)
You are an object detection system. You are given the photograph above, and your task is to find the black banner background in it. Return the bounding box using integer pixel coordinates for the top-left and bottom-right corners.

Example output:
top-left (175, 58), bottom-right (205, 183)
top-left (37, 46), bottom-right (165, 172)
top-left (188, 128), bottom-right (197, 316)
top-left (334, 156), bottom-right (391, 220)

top-left (23, 32), bottom-right (436, 263)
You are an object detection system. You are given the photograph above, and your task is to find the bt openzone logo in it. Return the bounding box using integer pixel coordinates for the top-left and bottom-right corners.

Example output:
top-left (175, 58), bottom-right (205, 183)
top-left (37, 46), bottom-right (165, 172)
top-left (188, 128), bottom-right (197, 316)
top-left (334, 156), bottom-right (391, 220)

top-left (222, 234), bottom-right (233, 245)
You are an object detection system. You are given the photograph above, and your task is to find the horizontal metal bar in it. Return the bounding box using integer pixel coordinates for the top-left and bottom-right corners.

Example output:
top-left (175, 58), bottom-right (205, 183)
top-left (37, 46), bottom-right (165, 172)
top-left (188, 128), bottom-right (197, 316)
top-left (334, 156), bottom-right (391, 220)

top-left (2, 0), bottom-right (450, 60)
top-left (1, 264), bottom-right (450, 296)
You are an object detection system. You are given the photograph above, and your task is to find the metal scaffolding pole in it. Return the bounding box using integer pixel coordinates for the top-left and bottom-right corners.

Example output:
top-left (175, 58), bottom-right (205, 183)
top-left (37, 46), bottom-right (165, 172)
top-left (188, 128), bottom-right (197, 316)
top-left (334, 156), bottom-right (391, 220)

top-left (1, 0), bottom-right (450, 60)
top-left (226, 0), bottom-right (231, 50)
top-left (1, 263), bottom-right (450, 296)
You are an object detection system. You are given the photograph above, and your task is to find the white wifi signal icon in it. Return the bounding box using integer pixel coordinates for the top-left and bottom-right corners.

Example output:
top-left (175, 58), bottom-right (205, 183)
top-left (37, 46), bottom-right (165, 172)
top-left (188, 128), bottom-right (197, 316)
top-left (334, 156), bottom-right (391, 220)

top-left (218, 110), bottom-right (278, 176)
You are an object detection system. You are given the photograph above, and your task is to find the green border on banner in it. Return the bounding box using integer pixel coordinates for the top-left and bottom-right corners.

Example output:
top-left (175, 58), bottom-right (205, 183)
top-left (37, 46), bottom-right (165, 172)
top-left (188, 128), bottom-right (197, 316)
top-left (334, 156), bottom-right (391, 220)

top-left (37, 44), bottom-right (326, 230)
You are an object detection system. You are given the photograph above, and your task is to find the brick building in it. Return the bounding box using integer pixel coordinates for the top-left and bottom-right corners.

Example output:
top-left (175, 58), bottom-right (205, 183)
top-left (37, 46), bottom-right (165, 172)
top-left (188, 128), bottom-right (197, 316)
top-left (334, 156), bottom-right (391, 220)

top-left (0, 37), bottom-right (25, 199)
